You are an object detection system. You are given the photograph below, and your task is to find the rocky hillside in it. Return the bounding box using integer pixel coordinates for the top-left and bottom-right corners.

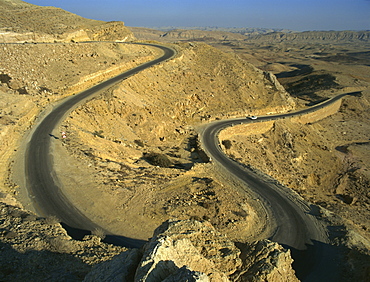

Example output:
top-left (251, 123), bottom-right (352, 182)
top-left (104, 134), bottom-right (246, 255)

top-left (131, 27), bottom-right (245, 42)
top-left (0, 0), bottom-right (134, 42)
top-left (130, 27), bottom-right (293, 42)
top-left (0, 42), bottom-right (158, 202)
top-left (160, 29), bottom-right (247, 41)
top-left (220, 96), bottom-right (370, 233)
top-left (0, 202), bottom-right (127, 281)
top-left (0, 2), bottom-right (300, 280)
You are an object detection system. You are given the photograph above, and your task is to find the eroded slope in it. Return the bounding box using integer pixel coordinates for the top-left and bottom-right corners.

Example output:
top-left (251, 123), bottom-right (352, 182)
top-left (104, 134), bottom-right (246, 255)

top-left (53, 42), bottom-right (294, 241)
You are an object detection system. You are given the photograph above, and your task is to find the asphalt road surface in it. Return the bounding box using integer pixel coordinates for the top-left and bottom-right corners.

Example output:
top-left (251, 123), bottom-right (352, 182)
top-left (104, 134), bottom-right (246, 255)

top-left (25, 43), bottom-right (176, 247)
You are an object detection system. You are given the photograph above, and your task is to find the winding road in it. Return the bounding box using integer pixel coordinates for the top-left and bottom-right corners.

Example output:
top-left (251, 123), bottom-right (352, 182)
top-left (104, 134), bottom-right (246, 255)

top-left (23, 41), bottom-right (360, 279)
top-left (200, 91), bottom-right (360, 280)
top-left (201, 92), bottom-right (358, 250)
top-left (25, 43), bottom-right (175, 247)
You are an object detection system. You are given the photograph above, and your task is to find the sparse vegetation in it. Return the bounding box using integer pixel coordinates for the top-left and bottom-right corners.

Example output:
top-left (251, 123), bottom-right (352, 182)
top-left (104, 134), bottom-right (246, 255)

top-left (92, 228), bottom-right (106, 240)
top-left (222, 139), bottom-right (232, 149)
top-left (93, 130), bottom-right (104, 138)
top-left (144, 152), bottom-right (173, 168)
top-left (134, 139), bottom-right (145, 147)
top-left (45, 215), bottom-right (60, 225)
top-left (48, 237), bottom-right (73, 253)
top-left (1, 1), bottom-right (370, 280)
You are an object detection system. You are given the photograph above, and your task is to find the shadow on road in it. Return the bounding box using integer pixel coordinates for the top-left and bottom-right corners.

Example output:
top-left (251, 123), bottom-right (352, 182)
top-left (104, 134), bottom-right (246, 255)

top-left (285, 230), bottom-right (370, 281)
top-left (61, 222), bottom-right (147, 248)
top-left (48, 134), bottom-right (59, 139)
top-left (286, 240), bottom-right (342, 281)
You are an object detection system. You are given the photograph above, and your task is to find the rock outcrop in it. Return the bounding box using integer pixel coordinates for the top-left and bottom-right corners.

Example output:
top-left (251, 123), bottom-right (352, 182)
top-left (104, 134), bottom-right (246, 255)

top-left (234, 240), bottom-right (299, 282)
top-left (84, 220), bottom-right (298, 282)
top-left (134, 220), bottom-right (241, 281)
top-left (0, 202), bottom-right (127, 281)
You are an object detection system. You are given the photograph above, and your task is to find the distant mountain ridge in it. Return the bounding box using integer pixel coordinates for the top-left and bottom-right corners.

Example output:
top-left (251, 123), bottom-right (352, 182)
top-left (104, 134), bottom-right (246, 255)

top-left (246, 30), bottom-right (370, 42)
top-left (130, 26), bottom-right (370, 43)
top-left (148, 26), bottom-right (293, 35)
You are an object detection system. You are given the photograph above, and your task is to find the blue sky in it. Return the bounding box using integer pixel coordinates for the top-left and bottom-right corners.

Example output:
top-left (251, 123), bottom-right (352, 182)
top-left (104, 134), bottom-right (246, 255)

top-left (26, 0), bottom-right (370, 31)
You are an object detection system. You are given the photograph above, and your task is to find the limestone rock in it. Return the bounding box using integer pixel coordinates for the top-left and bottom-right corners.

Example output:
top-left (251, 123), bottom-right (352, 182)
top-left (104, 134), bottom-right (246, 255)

top-left (0, 202), bottom-right (127, 281)
top-left (162, 266), bottom-right (209, 282)
top-left (263, 71), bottom-right (286, 92)
top-left (84, 248), bottom-right (142, 282)
top-left (134, 219), bottom-right (242, 281)
top-left (89, 21), bottom-right (135, 42)
top-left (235, 239), bottom-right (299, 282)
top-left (0, 0), bottom-right (135, 43)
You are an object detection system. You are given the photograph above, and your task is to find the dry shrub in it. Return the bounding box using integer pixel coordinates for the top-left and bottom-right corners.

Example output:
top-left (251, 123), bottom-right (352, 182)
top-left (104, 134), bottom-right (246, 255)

top-left (144, 152), bottom-right (173, 168)
top-left (222, 140), bottom-right (232, 149)
top-left (92, 228), bottom-right (106, 240)
top-left (45, 215), bottom-right (60, 225)
top-left (48, 237), bottom-right (73, 253)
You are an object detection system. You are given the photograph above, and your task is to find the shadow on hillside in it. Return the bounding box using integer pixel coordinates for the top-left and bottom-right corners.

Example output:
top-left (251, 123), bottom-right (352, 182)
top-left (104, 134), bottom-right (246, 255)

top-left (61, 222), bottom-right (147, 248)
top-left (316, 51), bottom-right (370, 66)
top-left (275, 64), bottom-right (314, 78)
top-left (285, 240), bottom-right (342, 281)
top-left (0, 241), bottom-right (91, 281)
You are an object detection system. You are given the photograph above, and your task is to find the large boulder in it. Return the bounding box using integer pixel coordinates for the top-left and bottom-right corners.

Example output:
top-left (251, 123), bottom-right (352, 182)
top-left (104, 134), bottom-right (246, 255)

top-left (134, 219), bottom-right (242, 281)
top-left (83, 249), bottom-right (142, 282)
top-left (234, 239), bottom-right (299, 282)
top-left (84, 220), bottom-right (299, 281)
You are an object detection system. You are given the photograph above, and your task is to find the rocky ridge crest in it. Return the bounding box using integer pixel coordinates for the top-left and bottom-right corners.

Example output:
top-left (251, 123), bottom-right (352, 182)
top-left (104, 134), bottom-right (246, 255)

top-left (0, 0), bottom-right (135, 42)
top-left (131, 27), bottom-right (370, 44)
